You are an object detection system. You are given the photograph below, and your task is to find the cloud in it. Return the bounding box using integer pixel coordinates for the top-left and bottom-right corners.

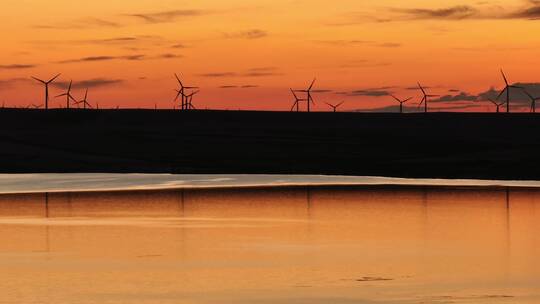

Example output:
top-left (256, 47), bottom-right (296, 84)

top-left (199, 69), bottom-right (281, 78)
top-left (156, 53), bottom-right (183, 59)
top-left (0, 64), bottom-right (37, 70)
top-left (219, 84), bottom-right (259, 89)
top-left (58, 55), bottom-right (145, 64)
top-left (392, 6), bottom-right (478, 20)
top-left (432, 91), bottom-right (478, 102)
top-left (171, 43), bottom-right (187, 49)
top-left (420, 83), bottom-right (540, 105)
top-left (126, 10), bottom-right (208, 24)
top-left (243, 71), bottom-right (282, 77)
top-left (34, 17), bottom-right (122, 29)
top-left (0, 77), bottom-right (32, 88)
top-left (339, 1), bottom-right (540, 24)
top-left (53, 78), bottom-right (124, 90)
top-left (224, 29), bottom-right (268, 39)
top-left (316, 40), bottom-right (402, 48)
top-left (344, 87), bottom-right (395, 97)
top-left (199, 72), bottom-right (238, 78)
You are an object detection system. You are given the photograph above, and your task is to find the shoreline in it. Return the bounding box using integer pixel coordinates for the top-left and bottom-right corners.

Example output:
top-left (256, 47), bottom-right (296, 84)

top-left (1, 173), bottom-right (540, 194)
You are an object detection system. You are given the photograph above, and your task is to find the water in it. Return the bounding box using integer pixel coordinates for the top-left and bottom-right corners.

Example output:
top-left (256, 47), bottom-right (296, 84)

top-left (0, 186), bottom-right (538, 303)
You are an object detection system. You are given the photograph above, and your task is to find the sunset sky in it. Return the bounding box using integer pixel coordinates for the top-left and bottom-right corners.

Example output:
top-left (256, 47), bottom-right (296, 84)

top-left (1, 0), bottom-right (540, 111)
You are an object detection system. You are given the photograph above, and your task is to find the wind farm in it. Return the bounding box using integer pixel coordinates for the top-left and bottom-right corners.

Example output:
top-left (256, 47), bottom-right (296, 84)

top-left (3, 1), bottom-right (540, 303)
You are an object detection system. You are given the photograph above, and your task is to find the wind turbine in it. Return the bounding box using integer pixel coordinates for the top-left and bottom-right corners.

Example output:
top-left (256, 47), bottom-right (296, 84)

top-left (290, 88), bottom-right (305, 112)
top-left (325, 101), bottom-right (344, 112)
top-left (522, 89), bottom-right (540, 113)
top-left (174, 74), bottom-right (198, 110)
top-left (185, 90), bottom-right (199, 110)
top-left (31, 73), bottom-right (61, 110)
top-left (417, 83), bottom-right (438, 113)
top-left (488, 98), bottom-right (505, 113)
top-left (295, 78), bottom-right (316, 112)
top-left (498, 69), bottom-right (522, 113)
top-left (55, 80), bottom-right (77, 109)
top-left (77, 89), bottom-right (92, 109)
top-left (390, 94), bottom-right (413, 113)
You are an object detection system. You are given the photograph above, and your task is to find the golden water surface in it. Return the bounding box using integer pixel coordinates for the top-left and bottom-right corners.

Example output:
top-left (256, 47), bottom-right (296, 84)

top-left (0, 187), bottom-right (538, 303)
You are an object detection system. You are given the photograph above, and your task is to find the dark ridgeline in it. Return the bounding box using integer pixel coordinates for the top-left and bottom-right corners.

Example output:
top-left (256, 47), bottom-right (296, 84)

top-left (325, 101), bottom-right (345, 112)
top-left (31, 74), bottom-right (61, 110)
top-left (390, 94), bottom-right (412, 113)
top-left (55, 80), bottom-right (77, 109)
top-left (1, 109), bottom-right (540, 180)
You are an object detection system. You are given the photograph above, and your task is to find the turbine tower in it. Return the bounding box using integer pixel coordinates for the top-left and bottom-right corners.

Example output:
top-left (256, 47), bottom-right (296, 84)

top-left (488, 98), bottom-right (505, 113)
top-left (185, 90), bottom-right (199, 110)
top-left (290, 89), bottom-right (305, 112)
top-left (295, 78), bottom-right (316, 112)
top-left (31, 73), bottom-right (61, 110)
top-left (77, 89), bottom-right (92, 109)
top-left (498, 69), bottom-right (521, 113)
top-left (174, 74), bottom-right (198, 110)
top-left (417, 83), bottom-right (438, 113)
top-left (325, 101), bottom-right (344, 112)
top-left (56, 80), bottom-right (76, 109)
top-left (390, 94), bottom-right (413, 114)
top-left (523, 89), bottom-right (540, 113)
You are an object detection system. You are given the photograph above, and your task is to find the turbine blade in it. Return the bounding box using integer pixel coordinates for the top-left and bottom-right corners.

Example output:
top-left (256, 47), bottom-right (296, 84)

top-left (501, 69), bottom-right (509, 86)
top-left (175, 73), bottom-right (183, 86)
top-left (390, 94), bottom-right (401, 102)
top-left (403, 97), bottom-right (413, 102)
top-left (48, 73), bottom-right (61, 83)
top-left (497, 88), bottom-right (506, 100)
top-left (308, 78), bottom-right (316, 90)
top-left (32, 77), bottom-right (46, 84)
top-left (418, 82), bottom-right (426, 94)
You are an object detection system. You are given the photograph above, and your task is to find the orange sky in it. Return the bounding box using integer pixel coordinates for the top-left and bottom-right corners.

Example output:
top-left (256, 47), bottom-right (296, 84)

top-left (1, 0), bottom-right (540, 111)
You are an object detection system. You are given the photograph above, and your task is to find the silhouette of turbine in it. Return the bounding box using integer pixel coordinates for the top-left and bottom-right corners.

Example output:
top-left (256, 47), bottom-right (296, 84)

top-left (290, 88), bottom-right (306, 112)
top-left (31, 73), bottom-right (61, 110)
top-left (390, 94), bottom-right (413, 114)
top-left (488, 98), bottom-right (505, 113)
top-left (295, 78), bottom-right (316, 112)
top-left (174, 74), bottom-right (198, 110)
top-left (498, 69), bottom-right (522, 113)
top-left (55, 80), bottom-right (77, 109)
top-left (325, 101), bottom-right (344, 112)
top-left (76, 89), bottom-right (92, 109)
top-left (185, 90), bottom-right (199, 110)
top-left (522, 89), bottom-right (540, 113)
top-left (417, 83), bottom-right (438, 113)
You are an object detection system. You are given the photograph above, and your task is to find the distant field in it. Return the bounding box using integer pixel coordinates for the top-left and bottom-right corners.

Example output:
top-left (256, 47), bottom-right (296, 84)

top-left (0, 109), bottom-right (539, 179)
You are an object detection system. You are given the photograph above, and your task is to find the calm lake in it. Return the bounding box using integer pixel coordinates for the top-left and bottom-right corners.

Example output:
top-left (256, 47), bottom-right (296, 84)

top-left (0, 186), bottom-right (538, 303)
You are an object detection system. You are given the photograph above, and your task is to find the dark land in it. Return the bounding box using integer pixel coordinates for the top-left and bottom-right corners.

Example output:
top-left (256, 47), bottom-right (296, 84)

top-left (0, 109), bottom-right (539, 180)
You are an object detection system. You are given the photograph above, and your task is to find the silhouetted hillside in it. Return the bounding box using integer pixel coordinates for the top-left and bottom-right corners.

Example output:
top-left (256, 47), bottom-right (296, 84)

top-left (0, 109), bottom-right (539, 179)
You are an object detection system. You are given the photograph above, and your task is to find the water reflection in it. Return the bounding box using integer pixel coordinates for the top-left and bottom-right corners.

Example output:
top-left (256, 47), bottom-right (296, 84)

top-left (0, 186), bottom-right (538, 304)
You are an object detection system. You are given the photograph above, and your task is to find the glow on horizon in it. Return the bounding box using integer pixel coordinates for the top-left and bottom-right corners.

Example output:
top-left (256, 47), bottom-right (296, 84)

top-left (1, 0), bottom-right (540, 111)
